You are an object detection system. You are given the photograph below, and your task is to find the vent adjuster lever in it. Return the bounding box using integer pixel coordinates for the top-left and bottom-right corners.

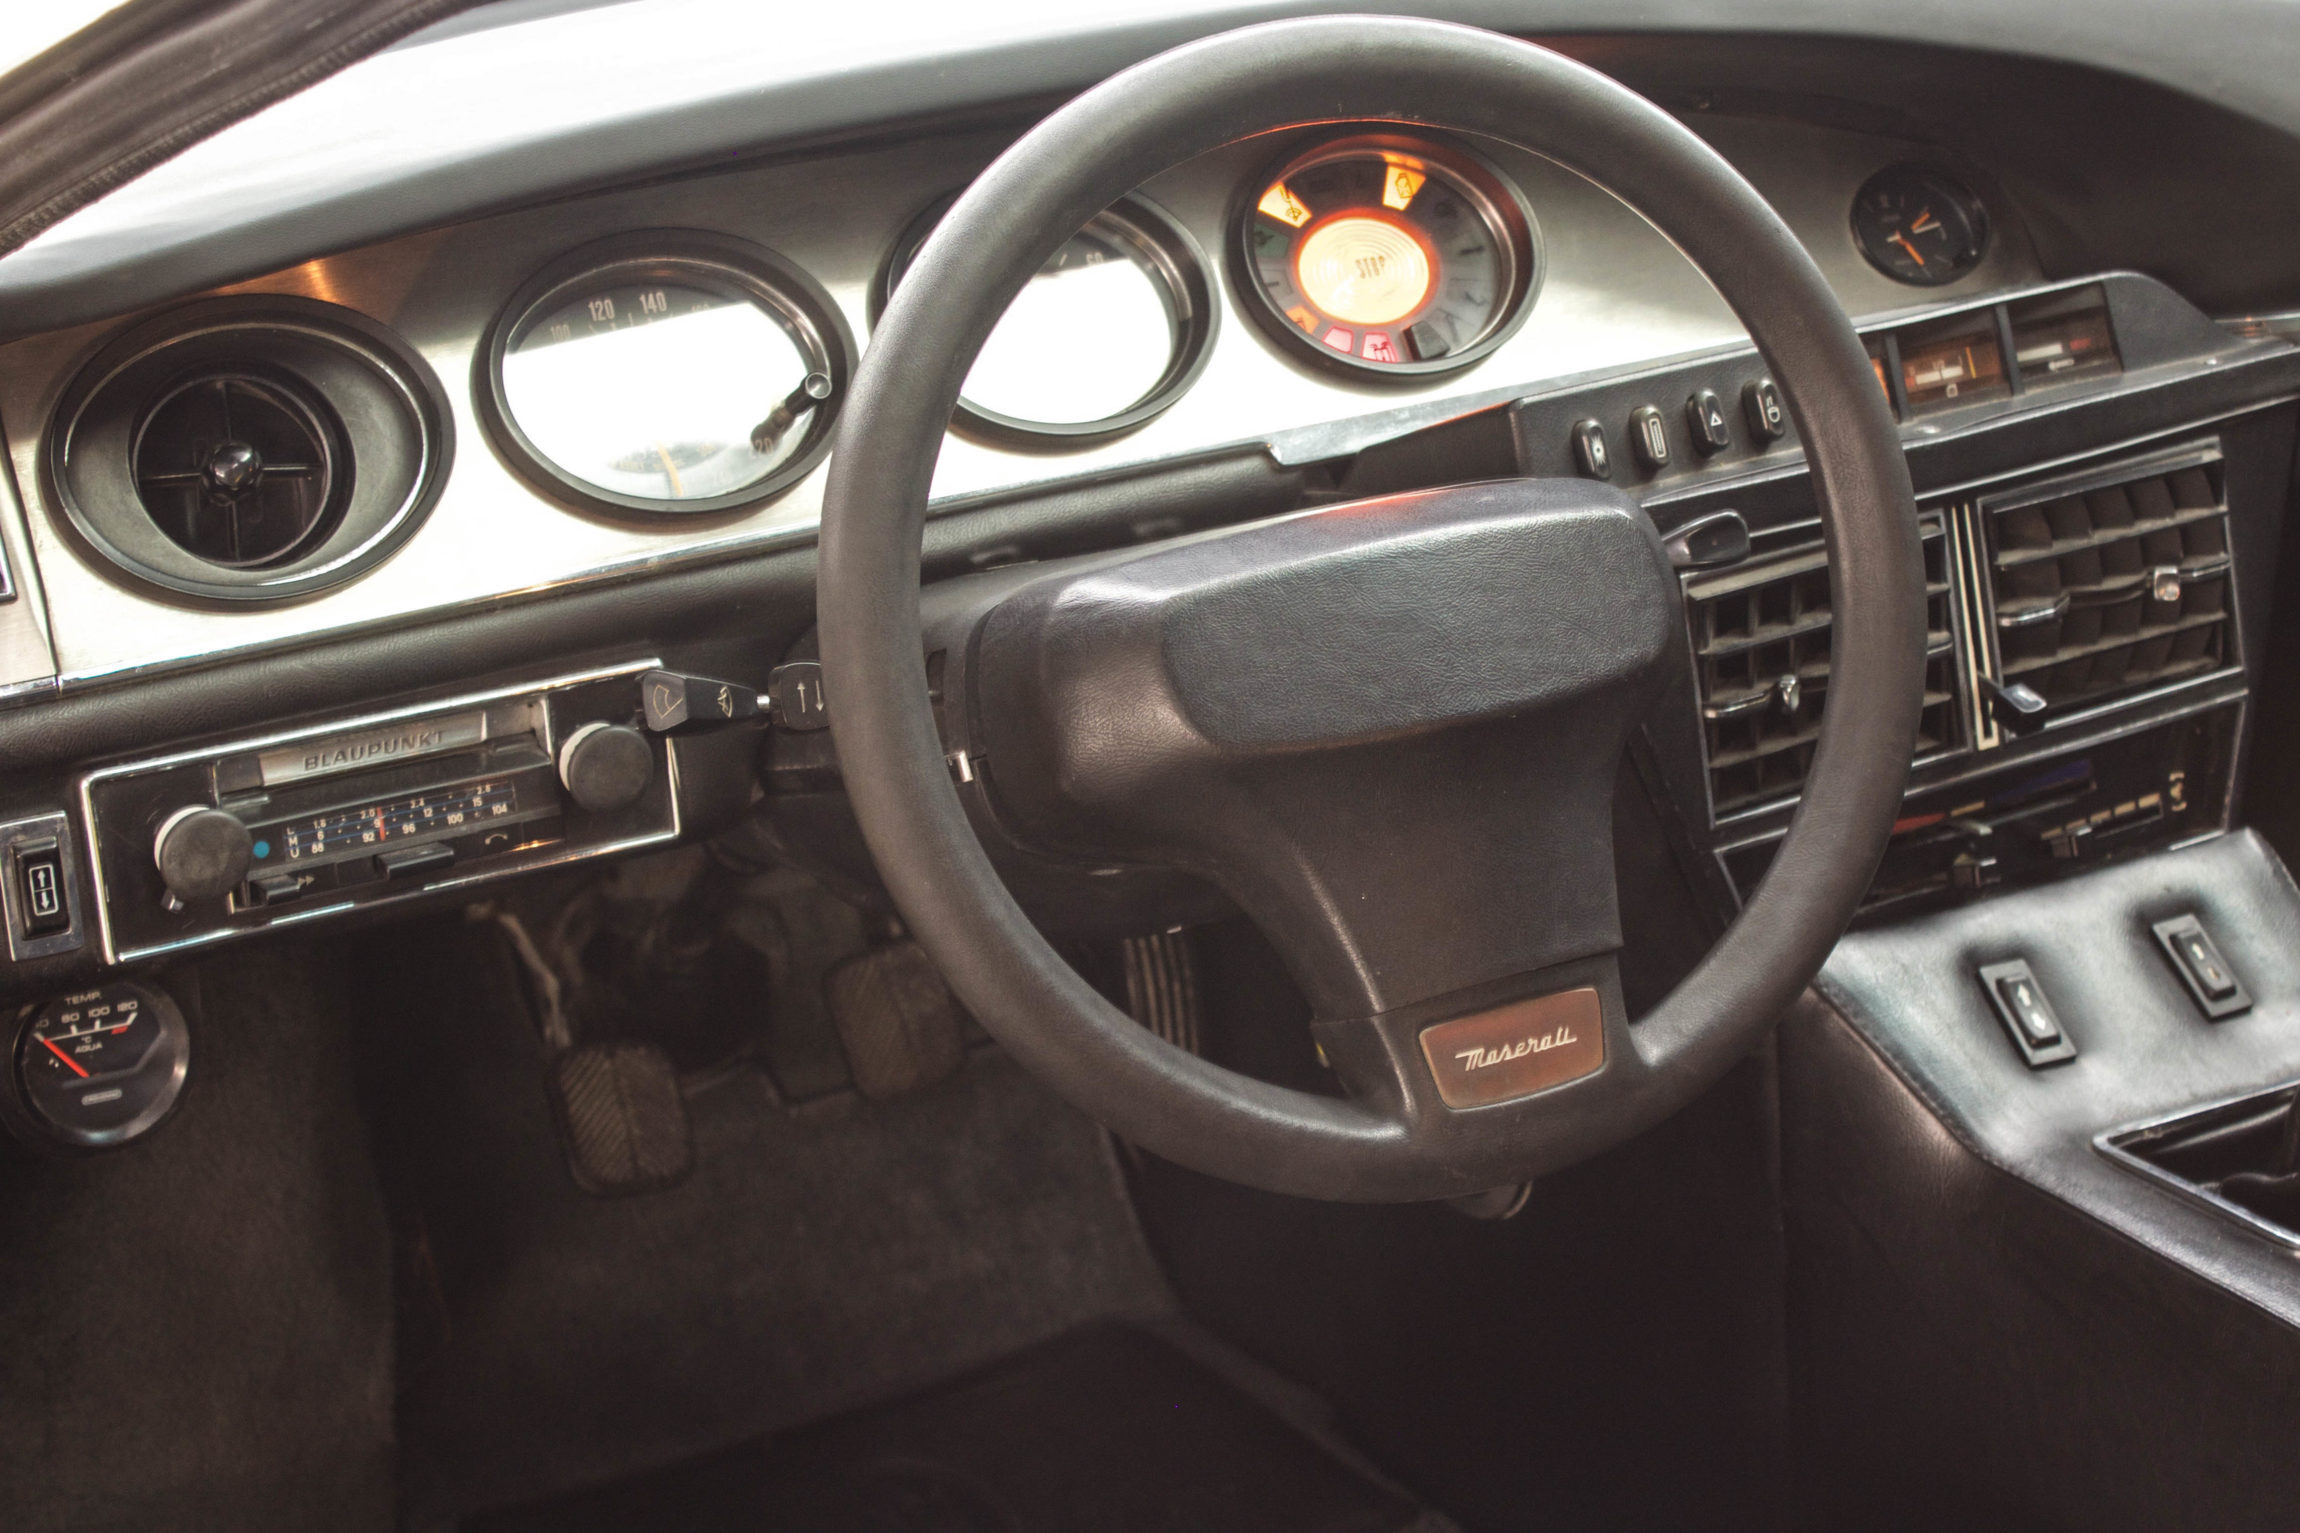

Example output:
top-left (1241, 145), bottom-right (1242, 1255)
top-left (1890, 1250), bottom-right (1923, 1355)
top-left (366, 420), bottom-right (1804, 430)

top-left (1664, 510), bottom-right (1750, 571)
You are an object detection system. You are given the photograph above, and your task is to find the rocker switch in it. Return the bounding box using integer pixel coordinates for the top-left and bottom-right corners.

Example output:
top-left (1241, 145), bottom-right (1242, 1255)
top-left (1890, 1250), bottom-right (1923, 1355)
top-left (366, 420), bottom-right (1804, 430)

top-left (15, 842), bottom-right (66, 937)
top-left (1997, 972), bottom-right (2060, 1046)
top-left (1978, 958), bottom-right (2076, 1068)
top-left (2152, 914), bottom-right (2252, 1019)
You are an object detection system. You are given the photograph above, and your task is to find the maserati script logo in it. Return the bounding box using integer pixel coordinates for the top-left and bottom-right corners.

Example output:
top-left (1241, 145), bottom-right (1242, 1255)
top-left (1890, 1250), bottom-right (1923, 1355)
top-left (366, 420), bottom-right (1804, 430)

top-left (1455, 1024), bottom-right (1579, 1072)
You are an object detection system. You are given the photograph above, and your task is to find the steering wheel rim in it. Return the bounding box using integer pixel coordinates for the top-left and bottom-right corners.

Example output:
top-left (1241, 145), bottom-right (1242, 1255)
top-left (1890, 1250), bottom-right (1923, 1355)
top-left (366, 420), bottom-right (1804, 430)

top-left (819, 16), bottom-right (1925, 1202)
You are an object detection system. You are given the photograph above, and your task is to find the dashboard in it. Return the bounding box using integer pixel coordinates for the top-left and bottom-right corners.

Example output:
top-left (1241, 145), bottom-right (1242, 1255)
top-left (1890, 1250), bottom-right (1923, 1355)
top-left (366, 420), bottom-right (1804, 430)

top-left (0, 8), bottom-right (2292, 1052)
top-left (0, 105), bottom-right (2041, 690)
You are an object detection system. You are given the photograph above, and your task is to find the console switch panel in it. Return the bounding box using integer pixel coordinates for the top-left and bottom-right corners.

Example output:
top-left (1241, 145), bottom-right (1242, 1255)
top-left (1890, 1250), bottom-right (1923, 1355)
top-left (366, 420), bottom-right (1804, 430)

top-left (1978, 958), bottom-right (2077, 1068)
top-left (2152, 914), bottom-right (2251, 1019)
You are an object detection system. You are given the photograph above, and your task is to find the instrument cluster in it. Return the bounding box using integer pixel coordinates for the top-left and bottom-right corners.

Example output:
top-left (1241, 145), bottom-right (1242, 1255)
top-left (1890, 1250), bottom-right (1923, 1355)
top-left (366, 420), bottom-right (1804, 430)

top-left (32, 121), bottom-right (2006, 607)
top-left (471, 127), bottom-right (1548, 523)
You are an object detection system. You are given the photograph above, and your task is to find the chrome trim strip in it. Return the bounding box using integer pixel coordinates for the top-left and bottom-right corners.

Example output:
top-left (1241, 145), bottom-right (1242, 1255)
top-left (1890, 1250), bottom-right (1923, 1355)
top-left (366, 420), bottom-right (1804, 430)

top-left (2095, 1079), bottom-right (2300, 1252)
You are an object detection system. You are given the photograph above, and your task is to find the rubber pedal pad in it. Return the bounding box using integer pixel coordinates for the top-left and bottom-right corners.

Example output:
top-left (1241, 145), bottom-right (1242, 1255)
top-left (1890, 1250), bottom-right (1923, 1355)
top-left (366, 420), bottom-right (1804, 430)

top-left (548, 1040), bottom-right (693, 1196)
top-left (824, 940), bottom-right (966, 1100)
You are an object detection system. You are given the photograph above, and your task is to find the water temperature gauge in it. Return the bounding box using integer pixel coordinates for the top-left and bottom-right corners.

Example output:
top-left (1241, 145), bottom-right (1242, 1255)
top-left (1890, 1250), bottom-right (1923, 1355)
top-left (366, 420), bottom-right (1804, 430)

top-left (6, 980), bottom-right (189, 1150)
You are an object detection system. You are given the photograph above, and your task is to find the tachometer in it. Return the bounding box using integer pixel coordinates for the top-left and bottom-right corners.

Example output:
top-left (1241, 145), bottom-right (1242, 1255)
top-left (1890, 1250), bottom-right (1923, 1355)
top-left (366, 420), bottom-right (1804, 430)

top-left (1851, 165), bottom-right (1989, 288)
top-left (480, 232), bottom-right (852, 518)
top-left (1232, 134), bottom-right (1537, 379)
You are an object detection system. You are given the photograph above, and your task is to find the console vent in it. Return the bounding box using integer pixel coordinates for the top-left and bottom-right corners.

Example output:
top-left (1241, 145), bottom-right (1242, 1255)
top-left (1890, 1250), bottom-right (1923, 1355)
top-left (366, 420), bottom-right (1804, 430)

top-left (1984, 456), bottom-right (2232, 714)
top-left (1689, 521), bottom-right (1958, 818)
top-left (131, 373), bottom-right (342, 568)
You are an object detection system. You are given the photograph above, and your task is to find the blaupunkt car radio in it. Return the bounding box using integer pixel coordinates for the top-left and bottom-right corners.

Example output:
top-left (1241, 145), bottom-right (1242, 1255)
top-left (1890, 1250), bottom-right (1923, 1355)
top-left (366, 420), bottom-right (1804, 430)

top-left (80, 661), bottom-right (678, 963)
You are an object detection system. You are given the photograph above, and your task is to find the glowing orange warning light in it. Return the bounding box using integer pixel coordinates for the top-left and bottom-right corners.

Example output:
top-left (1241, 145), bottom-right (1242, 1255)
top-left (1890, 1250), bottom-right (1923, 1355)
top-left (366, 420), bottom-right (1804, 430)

top-left (1285, 305), bottom-right (1319, 334)
top-left (1381, 164), bottom-right (1426, 212)
top-left (1258, 181), bottom-right (1313, 228)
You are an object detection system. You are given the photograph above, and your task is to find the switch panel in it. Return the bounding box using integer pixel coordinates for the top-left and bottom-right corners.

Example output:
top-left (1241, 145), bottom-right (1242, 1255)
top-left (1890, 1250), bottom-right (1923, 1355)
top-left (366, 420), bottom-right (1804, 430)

top-left (1978, 958), bottom-right (2078, 1067)
top-left (2151, 914), bottom-right (2251, 1019)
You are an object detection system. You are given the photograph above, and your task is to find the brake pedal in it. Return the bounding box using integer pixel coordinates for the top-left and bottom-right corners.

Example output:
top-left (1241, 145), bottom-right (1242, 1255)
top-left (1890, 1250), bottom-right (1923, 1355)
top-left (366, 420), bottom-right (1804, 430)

top-left (825, 940), bottom-right (965, 1099)
top-left (548, 1040), bottom-right (693, 1196)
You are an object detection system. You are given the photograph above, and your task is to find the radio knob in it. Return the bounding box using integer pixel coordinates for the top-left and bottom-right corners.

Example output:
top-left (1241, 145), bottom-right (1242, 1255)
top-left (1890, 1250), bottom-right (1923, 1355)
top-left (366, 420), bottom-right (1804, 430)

top-left (558, 722), bottom-right (653, 814)
top-left (152, 807), bottom-right (253, 902)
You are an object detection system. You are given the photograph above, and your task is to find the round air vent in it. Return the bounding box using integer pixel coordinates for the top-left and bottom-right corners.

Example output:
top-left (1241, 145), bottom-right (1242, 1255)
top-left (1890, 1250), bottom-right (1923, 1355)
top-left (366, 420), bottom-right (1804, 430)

top-left (46, 296), bottom-right (451, 604)
top-left (130, 372), bottom-right (346, 568)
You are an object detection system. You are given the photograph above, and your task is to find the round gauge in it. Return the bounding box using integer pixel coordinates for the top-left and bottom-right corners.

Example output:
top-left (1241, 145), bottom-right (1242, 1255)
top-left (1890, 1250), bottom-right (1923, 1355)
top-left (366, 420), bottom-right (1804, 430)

top-left (1852, 165), bottom-right (1990, 287)
top-left (1232, 134), bottom-right (1538, 379)
top-left (6, 981), bottom-right (189, 1151)
top-left (480, 233), bottom-right (852, 518)
top-left (881, 194), bottom-right (1215, 445)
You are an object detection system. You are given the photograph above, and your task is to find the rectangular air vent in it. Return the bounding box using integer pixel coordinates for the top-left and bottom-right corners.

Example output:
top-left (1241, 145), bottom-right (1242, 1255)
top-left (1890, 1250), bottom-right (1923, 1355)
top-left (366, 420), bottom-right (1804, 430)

top-left (1982, 452), bottom-right (2233, 718)
top-left (1689, 519), bottom-right (1958, 819)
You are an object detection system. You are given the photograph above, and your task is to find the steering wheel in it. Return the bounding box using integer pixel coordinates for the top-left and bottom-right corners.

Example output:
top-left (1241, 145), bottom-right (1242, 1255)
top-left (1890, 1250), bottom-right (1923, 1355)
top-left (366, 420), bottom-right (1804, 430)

top-left (818, 16), bottom-right (1925, 1202)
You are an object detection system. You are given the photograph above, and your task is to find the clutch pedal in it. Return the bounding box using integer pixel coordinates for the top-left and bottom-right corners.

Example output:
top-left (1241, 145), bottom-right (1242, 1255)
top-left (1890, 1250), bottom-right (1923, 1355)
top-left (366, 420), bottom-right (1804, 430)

top-left (548, 1040), bottom-right (693, 1196)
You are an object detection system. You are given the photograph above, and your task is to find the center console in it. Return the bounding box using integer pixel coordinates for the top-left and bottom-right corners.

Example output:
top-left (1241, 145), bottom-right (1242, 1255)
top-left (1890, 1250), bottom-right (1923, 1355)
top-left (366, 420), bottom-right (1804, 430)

top-left (1783, 830), bottom-right (2300, 1530)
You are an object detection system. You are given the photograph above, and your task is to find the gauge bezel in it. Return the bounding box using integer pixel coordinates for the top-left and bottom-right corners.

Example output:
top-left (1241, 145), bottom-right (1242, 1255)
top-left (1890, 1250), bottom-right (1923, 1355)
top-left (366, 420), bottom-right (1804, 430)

top-left (43, 294), bottom-right (454, 607)
top-left (1227, 130), bottom-right (1542, 383)
top-left (478, 230), bottom-right (854, 521)
top-left (876, 193), bottom-right (1217, 449)
top-left (3, 982), bottom-right (190, 1154)
top-left (1850, 163), bottom-right (1992, 289)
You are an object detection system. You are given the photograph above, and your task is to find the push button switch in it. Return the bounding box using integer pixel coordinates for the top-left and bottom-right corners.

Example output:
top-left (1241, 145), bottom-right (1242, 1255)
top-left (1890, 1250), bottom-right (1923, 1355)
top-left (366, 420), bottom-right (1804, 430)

top-left (376, 843), bottom-right (455, 881)
top-left (1978, 958), bottom-right (2077, 1068)
top-left (2152, 914), bottom-right (2251, 1019)
top-left (1628, 405), bottom-right (1670, 471)
top-left (1744, 378), bottom-right (1787, 442)
top-left (1570, 418), bottom-right (1612, 480)
top-left (1685, 389), bottom-right (1732, 455)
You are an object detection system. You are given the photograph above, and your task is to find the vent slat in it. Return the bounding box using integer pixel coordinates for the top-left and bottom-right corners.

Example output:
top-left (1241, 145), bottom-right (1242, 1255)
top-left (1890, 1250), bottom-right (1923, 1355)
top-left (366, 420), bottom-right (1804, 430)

top-left (1690, 524), bottom-right (1958, 818)
top-left (1992, 503), bottom-right (2222, 570)
top-left (1986, 460), bottom-right (2233, 715)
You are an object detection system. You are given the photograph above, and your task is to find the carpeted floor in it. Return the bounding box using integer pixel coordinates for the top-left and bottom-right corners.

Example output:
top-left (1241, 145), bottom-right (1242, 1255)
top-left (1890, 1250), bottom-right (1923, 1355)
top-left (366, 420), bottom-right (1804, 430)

top-left (343, 915), bottom-right (1175, 1526)
top-left (468, 1322), bottom-right (1445, 1533)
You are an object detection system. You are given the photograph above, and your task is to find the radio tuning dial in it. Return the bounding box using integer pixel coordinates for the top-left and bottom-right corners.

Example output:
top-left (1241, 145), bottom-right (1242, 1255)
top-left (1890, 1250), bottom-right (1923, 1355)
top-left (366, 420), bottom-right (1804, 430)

top-left (557, 722), bottom-right (653, 813)
top-left (152, 806), bottom-right (253, 902)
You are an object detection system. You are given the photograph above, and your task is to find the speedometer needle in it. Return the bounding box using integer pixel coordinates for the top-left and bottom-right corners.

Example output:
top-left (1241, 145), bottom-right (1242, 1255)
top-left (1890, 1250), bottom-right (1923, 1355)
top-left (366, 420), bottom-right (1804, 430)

top-left (41, 1036), bottom-right (88, 1078)
top-left (1891, 232), bottom-right (1927, 267)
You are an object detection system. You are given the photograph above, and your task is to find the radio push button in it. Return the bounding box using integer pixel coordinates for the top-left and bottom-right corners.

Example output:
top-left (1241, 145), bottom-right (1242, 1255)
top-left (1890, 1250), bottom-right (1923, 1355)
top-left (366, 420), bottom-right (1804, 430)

top-left (376, 843), bottom-right (455, 881)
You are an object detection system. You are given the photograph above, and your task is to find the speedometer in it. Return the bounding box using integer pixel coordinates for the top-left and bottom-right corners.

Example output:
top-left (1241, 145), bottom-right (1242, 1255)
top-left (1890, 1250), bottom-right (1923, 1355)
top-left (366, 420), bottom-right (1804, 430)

top-left (1232, 133), bottom-right (1538, 380)
top-left (479, 232), bottom-right (852, 519)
